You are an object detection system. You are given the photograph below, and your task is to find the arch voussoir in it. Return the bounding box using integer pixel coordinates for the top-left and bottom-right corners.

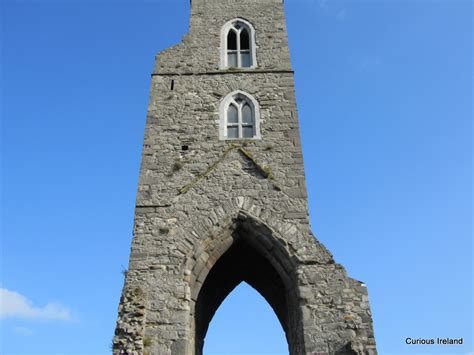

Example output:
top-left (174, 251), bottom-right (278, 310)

top-left (182, 205), bottom-right (307, 354)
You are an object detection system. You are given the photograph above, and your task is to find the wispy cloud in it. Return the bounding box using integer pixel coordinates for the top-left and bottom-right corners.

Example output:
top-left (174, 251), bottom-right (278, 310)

top-left (313, 0), bottom-right (348, 22)
top-left (13, 326), bottom-right (33, 336)
top-left (354, 53), bottom-right (382, 72)
top-left (317, 0), bottom-right (329, 11)
top-left (337, 8), bottom-right (347, 21)
top-left (0, 288), bottom-right (71, 321)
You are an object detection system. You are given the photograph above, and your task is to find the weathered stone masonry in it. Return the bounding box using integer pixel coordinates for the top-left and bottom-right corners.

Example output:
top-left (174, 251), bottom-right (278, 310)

top-left (113, 0), bottom-right (377, 354)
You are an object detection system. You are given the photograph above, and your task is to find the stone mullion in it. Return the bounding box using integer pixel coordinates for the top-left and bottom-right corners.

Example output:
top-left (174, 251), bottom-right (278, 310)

top-left (238, 101), bottom-right (243, 138)
top-left (236, 27), bottom-right (242, 68)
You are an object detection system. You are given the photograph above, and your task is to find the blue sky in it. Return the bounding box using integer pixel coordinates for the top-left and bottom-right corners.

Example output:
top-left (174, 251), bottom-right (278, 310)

top-left (1, 0), bottom-right (472, 354)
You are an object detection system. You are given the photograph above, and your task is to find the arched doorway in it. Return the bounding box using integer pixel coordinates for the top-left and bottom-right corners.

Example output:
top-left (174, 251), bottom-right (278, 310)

top-left (190, 213), bottom-right (305, 355)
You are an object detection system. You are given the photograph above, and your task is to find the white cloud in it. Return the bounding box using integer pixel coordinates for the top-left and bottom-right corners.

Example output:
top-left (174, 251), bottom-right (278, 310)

top-left (316, 0), bottom-right (329, 12)
top-left (13, 326), bottom-right (33, 336)
top-left (312, 0), bottom-right (348, 22)
top-left (0, 288), bottom-right (71, 321)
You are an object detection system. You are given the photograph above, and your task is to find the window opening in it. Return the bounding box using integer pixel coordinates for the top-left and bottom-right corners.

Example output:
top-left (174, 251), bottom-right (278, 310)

top-left (226, 96), bottom-right (254, 139)
top-left (223, 20), bottom-right (255, 68)
top-left (219, 91), bottom-right (261, 140)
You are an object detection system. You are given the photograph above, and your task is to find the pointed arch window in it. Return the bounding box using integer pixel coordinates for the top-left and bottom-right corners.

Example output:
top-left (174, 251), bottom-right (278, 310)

top-left (221, 19), bottom-right (257, 69)
top-left (219, 91), bottom-right (261, 140)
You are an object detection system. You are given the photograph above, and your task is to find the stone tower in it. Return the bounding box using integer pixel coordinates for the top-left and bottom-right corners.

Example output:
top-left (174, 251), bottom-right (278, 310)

top-left (113, 0), bottom-right (377, 354)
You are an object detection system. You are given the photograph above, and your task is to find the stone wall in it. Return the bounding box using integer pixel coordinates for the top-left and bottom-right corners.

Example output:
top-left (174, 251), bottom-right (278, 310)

top-left (113, 0), bottom-right (377, 354)
top-left (156, 0), bottom-right (291, 74)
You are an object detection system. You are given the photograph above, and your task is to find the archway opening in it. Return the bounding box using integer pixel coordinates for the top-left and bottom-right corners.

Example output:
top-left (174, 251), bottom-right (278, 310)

top-left (193, 223), bottom-right (304, 355)
top-left (203, 282), bottom-right (288, 354)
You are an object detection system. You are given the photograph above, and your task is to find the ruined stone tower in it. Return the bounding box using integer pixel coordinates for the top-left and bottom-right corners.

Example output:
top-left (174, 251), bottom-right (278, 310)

top-left (113, 0), bottom-right (377, 354)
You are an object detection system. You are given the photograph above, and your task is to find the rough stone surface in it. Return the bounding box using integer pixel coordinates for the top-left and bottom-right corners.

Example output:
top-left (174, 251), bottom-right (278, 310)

top-left (113, 0), bottom-right (377, 354)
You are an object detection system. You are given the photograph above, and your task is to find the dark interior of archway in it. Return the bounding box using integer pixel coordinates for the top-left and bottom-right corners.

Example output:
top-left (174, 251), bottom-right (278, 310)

top-left (195, 237), bottom-right (290, 354)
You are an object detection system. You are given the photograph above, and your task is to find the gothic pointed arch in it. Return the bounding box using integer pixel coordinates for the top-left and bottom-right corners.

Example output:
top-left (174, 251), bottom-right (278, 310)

top-left (219, 90), bottom-right (261, 140)
top-left (186, 211), bottom-right (305, 355)
top-left (220, 18), bottom-right (257, 69)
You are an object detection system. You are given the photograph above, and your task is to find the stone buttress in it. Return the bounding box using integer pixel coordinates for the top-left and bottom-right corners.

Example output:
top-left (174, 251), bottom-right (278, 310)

top-left (113, 0), bottom-right (377, 354)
